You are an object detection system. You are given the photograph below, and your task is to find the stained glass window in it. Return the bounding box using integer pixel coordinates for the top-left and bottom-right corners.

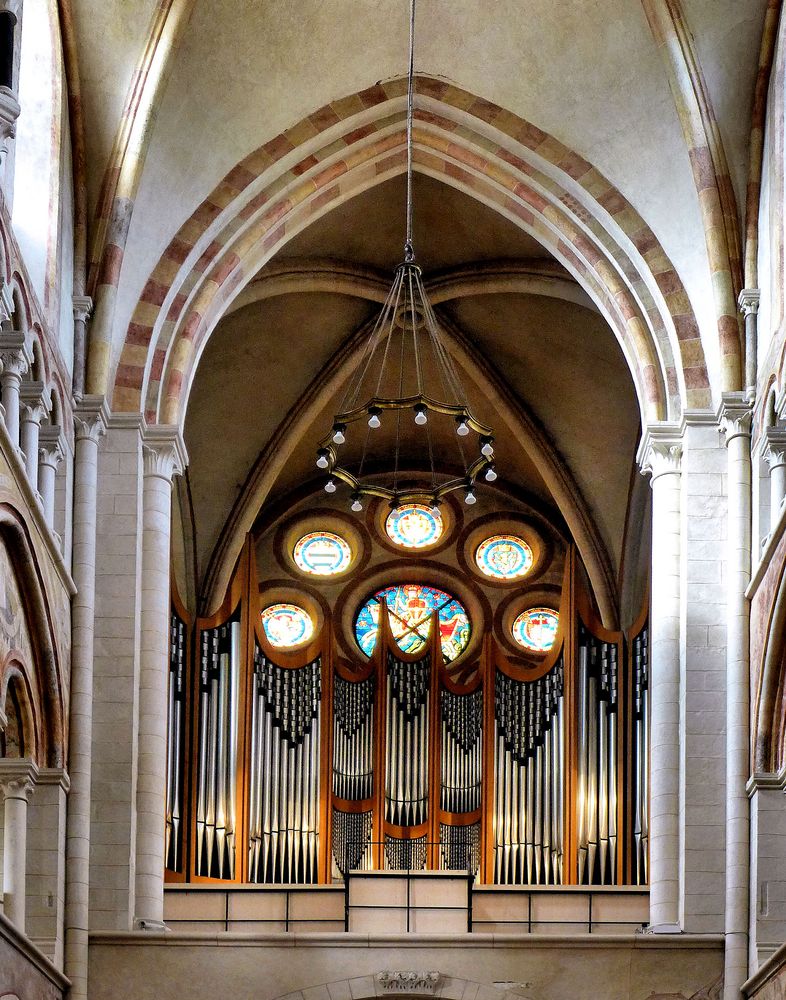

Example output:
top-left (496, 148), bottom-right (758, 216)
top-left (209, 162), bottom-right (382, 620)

top-left (261, 603), bottom-right (314, 648)
top-left (475, 535), bottom-right (534, 580)
top-left (385, 504), bottom-right (443, 549)
top-left (293, 531), bottom-right (352, 575)
top-left (511, 607), bottom-right (559, 653)
top-left (355, 584), bottom-right (470, 663)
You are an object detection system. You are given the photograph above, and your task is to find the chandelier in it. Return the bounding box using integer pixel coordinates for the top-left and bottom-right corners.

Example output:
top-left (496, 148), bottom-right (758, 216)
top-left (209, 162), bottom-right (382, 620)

top-left (315, 0), bottom-right (497, 513)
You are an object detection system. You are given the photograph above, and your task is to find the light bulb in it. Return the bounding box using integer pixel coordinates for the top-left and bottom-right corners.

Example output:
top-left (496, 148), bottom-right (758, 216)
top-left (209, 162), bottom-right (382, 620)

top-left (332, 424), bottom-right (346, 445)
top-left (414, 405), bottom-right (428, 426)
top-left (464, 488), bottom-right (477, 505)
top-left (485, 465), bottom-right (497, 482)
top-left (481, 438), bottom-right (494, 457)
top-left (324, 478), bottom-right (337, 494)
top-left (456, 418), bottom-right (469, 437)
top-left (430, 502), bottom-right (441, 516)
top-left (368, 408), bottom-right (381, 428)
top-left (351, 495), bottom-right (363, 512)
top-left (316, 449), bottom-right (329, 469)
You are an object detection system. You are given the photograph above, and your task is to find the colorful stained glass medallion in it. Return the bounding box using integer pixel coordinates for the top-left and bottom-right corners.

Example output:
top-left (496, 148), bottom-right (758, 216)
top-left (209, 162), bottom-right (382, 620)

top-left (385, 504), bottom-right (443, 549)
top-left (512, 607), bottom-right (559, 653)
top-left (261, 603), bottom-right (314, 648)
top-left (355, 583), bottom-right (470, 663)
top-left (293, 531), bottom-right (352, 575)
top-left (475, 534), bottom-right (534, 580)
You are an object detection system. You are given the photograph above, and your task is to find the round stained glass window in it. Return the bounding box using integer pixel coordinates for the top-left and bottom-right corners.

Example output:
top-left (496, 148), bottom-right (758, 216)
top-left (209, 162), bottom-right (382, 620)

top-left (261, 603), bottom-right (314, 648)
top-left (385, 504), bottom-right (443, 549)
top-left (293, 531), bottom-right (352, 576)
top-left (475, 534), bottom-right (534, 580)
top-left (512, 607), bottom-right (559, 653)
top-left (355, 583), bottom-right (470, 663)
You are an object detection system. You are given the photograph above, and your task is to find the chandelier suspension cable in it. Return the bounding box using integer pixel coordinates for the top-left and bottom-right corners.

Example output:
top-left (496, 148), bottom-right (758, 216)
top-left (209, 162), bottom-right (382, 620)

top-left (313, 0), bottom-right (498, 509)
top-left (405, 0), bottom-right (416, 262)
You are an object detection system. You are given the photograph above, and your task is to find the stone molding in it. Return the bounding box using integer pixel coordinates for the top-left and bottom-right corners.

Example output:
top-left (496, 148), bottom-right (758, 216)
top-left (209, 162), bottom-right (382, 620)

top-left (142, 425), bottom-right (188, 482)
top-left (718, 392), bottom-right (752, 444)
top-left (637, 423), bottom-right (682, 482)
top-left (0, 757), bottom-right (39, 799)
top-left (36, 766), bottom-right (70, 792)
top-left (746, 766), bottom-right (786, 795)
top-left (377, 972), bottom-right (441, 993)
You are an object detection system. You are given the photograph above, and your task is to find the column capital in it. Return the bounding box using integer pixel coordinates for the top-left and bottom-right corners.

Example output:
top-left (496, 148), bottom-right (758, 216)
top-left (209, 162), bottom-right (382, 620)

top-left (38, 425), bottom-right (64, 470)
top-left (637, 423), bottom-right (682, 482)
top-left (718, 392), bottom-right (752, 444)
top-left (72, 295), bottom-right (93, 324)
top-left (143, 425), bottom-right (188, 482)
top-left (73, 394), bottom-right (109, 444)
top-left (764, 427), bottom-right (786, 471)
top-left (0, 331), bottom-right (32, 378)
top-left (19, 380), bottom-right (49, 422)
top-left (738, 287), bottom-right (761, 317)
top-left (0, 757), bottom-right (38, 800)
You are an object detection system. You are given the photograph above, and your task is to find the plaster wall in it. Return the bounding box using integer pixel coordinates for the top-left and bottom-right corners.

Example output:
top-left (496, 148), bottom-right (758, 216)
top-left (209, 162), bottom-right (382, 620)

top-left (87, 934), bottom-right (724, 1000)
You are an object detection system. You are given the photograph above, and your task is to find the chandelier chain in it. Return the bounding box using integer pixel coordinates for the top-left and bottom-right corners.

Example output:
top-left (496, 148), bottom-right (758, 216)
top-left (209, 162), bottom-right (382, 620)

top-left (405, 0), bottom-right (416, 261)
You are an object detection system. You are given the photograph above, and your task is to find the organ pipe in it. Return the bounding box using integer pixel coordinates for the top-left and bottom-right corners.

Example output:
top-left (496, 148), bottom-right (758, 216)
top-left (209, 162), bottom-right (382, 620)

top-left (195, 614), bottom-right (240, 879)
top-left (385, 651), bottom-right (430, 828)
top-left (631, 621), bottom-right (649, 885)
top-left (165, 608), bottom-right (186, 872)
top-left (440, 688), bottom-right (482, 814)
top-left (576, 625), bottom-right (619, 885)
top-left (248, 649), bottom-right (322, 884)
top-left (493, 658), bottom-right (565, 884)
top-left (332, 809), bottom-right (373, 874)
top-left (333, 673), bottom-right (374, 801)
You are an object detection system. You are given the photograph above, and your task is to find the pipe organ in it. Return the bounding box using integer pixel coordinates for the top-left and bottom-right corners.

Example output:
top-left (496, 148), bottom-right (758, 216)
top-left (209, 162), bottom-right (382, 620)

top-left (169, 545), bottom-right (650, 888)
top-left (247, 649), bottom-right (322, 884)
top-left (492, 658), bottom-right (564, 885)
top-left (194, 613), bottom-right (240, 879)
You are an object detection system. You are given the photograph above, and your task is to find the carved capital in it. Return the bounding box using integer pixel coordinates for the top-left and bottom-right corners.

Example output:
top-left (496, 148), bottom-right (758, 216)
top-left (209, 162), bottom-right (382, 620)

top-left (0, 757), bottom-right (38, 801)
top-left (74, 395), bottom-right (109, 444)
top-left (0, 87), bottom-right (20, 164)
top-left (718, 393), bottom-right (752, 444)
top-left (376, 973), bottom-right (442, 994)
top-left (19, 381), bottom-right (49, 424)
top-left (38, 425), bottom-right (64, 470)
top-left (637, 424), bottom-right (682, 483)
top-left (0, 331), bottom-right (31, 379)
top-left (765, 428), bottom-right (786, 471)
top-left (143, 425), bottom-right (187, 482)
top-left (72, 295), bottom-right (93, 325)
top-left (738, 287), bottom-right (761, 317)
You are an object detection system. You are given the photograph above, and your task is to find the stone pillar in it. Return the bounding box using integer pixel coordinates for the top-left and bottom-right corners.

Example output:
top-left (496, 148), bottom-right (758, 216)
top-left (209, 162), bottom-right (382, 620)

top-left (37, 425), bottom-right (64, 529)
top-left (0, 757), bottom-right (38, 932)
top-left (639, 426), bottom-right (682, 931)
top-left (720, 394), bottom-right (753, 999)
top-left (134, 427), bottom-right (186, 929)
top-left (64, 396), bottom-right (108, 1000)
top-left (19, 381), bottom-right (46, 488)
top-left (764, 428), bottom-right (786, 535)
top-left (26, 767), bottom-right (69, 967)
top-left (0, 331), bottom-right (30, 449)
top-left (72, 296), bottom-right (93, 400)
top-left (739, 289), bottom-right (760, 401)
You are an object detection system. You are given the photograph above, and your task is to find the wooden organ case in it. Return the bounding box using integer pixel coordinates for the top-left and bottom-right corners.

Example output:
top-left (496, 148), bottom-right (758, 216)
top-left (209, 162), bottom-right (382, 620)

top-left (166, 543), bottom-right (649, 887)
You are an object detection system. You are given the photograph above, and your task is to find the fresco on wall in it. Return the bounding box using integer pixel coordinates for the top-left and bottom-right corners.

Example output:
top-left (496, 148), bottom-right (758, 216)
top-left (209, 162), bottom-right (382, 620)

top-left (0, 535), bottom-right (34, 669)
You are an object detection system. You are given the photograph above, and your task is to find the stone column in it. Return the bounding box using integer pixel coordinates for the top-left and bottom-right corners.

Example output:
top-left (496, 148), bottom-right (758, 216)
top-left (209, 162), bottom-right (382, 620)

top-left (71, 296), bottom-right (92, 400)
top-left (0, 331), bottom-right (30, 449)
top-left (719, 394), bottom-right (753, 999)
top-left (134, 426), bottom-right (186, 929)
top-left (26, 767), bottom-right (70, 967)
top-left (0, 757), bottom-right (38, 932)
top-left (37, 425), bottom-right (64, 529)
top-left (739, 289), bottom-right (760, 401)
top-left (64, 396), bottom-right (108, 1000)
top-left (764, 428), bottom-right (786, 534)
top-left (19, 381), bottom-right (46, 488)
top-left (638, 426), bottom-right (682, 931)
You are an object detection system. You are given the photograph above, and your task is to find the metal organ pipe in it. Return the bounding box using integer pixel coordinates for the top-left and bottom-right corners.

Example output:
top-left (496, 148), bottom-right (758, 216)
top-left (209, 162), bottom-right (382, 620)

top-left (165, 610), bottom-right (186, 872)
top-left (385, 653), bottom-right (430, 829)
top-left (493, 659), bottom-right (565, 884)
top-left (195, 617), bottom-right (240, 879)
top-left (248, 651), bottom-right (322, 884)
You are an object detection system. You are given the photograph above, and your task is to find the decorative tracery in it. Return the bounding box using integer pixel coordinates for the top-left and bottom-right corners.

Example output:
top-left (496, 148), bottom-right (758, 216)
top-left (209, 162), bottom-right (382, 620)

top-left (355, 584), bottom-right (470, 662)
